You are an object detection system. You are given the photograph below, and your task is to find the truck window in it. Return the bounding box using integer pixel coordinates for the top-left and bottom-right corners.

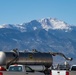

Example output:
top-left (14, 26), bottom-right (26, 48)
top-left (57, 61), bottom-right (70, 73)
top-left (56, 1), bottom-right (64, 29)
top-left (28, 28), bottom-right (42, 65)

top-left (9, 66), bottom-right (22, 72)
top-left (71, 66), bottom-right (76, 71)
top-left (25, 66), bottom-right (34, 72)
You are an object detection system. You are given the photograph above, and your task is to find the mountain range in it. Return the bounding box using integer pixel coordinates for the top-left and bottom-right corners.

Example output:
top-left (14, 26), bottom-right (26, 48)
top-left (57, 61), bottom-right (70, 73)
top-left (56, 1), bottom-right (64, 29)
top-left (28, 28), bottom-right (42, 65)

top-left (0, 18), bottom-right (76, 64)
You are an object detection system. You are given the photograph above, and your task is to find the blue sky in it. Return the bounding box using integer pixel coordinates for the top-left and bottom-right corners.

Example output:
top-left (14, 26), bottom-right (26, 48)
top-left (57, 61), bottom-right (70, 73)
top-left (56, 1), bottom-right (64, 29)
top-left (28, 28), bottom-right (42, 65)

top-left (0, 0), bottom-right (76, 25)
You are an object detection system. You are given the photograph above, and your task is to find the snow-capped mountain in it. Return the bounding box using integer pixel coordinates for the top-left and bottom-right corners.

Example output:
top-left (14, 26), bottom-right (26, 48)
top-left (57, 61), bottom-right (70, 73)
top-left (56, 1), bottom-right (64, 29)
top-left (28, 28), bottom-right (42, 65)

top-left (38, 18), bottom-right (71, 31)
top-left (0, 18), bottom-right (76, 64)
top-left (0, 18), bottom-right (71, 32)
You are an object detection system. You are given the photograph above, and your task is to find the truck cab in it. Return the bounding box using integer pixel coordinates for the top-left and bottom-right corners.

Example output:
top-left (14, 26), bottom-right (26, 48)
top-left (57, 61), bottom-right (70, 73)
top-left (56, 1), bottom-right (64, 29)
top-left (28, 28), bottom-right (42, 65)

top-left (8, 64), bottom-right (35, 72)
top-left (7, 64), bottom-right (44, 75)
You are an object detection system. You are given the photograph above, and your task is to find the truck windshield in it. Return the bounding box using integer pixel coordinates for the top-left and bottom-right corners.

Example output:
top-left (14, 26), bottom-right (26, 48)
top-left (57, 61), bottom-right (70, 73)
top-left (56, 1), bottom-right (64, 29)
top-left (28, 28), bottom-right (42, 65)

top-left (71, 66), bottom-right (76, 71)
top-left (9, 66), bottom-right (22, 72)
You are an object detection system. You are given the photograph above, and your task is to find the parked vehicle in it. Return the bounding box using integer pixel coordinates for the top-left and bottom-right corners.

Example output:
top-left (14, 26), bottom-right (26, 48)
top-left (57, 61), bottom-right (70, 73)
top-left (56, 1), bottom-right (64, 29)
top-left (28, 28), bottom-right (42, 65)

top-left (51, 65), bottom-right (76, 75)
top-left (0, 49), bottom-right (74, 75)
top-left (0, 64), bottom-right (45, 75)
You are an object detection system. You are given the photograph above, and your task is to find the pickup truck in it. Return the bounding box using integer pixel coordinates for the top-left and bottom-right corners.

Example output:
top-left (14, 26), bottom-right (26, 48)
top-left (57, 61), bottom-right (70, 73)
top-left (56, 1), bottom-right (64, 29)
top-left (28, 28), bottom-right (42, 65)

top-left (51, 70), bottom-right (76, 75)
top-left (0, 64), bottom-right (45, 75)
top-left (51, 65), bottom-right (76, 75)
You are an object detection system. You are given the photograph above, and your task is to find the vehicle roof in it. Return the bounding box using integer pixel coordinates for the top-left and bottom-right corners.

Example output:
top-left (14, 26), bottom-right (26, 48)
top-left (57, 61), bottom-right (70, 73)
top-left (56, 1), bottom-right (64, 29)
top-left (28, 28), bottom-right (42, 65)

top-left (9, 64), bottom-right (23, 66)
top-left (71, 65), bottom-right (76, 66)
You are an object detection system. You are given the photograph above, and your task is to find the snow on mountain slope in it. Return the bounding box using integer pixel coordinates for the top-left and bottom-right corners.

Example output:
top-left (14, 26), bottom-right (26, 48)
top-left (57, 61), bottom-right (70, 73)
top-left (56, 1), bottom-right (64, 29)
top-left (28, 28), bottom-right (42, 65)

top-left (38, 18), bottom-right (71, 31)
top-left (0, 18), bottom-right (71, 31)
top-left (0, 24), bottom-right (27, 32)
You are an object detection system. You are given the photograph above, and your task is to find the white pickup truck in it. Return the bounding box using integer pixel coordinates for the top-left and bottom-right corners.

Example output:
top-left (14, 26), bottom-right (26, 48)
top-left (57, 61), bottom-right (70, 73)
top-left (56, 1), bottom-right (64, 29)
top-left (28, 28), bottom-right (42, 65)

top-left (51, 70), bottom-right (76, 75)
top-left (0, 64), bottom-right (45, 75)
top-left (51, 65), bottom-right (76, 75)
